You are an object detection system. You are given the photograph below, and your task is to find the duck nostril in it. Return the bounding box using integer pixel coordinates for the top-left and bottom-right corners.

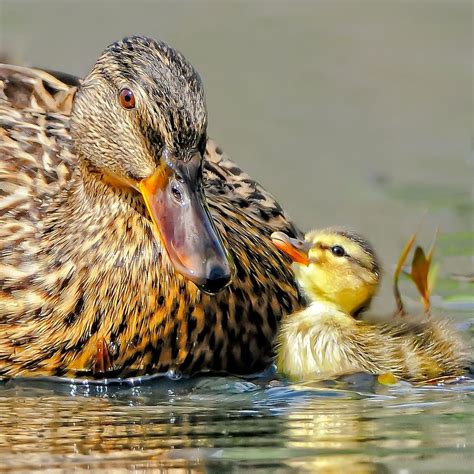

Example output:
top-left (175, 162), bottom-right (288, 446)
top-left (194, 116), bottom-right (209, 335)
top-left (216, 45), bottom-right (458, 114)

top-left (198, 264), bottom-right (232, 294)
top-left (208, 265), bottom-right (226, 280)
top-left (170, 182), bottom-right (183, 203)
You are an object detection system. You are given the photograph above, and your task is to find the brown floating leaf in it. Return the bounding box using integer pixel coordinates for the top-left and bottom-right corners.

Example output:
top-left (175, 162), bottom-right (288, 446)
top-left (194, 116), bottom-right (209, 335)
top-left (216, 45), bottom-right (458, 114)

top-left (393, 233), bottom-right (416, 316)
top-left (409, 229), bottom-right (438, 314)
top-left (410, 246), bottom-right (431, 312)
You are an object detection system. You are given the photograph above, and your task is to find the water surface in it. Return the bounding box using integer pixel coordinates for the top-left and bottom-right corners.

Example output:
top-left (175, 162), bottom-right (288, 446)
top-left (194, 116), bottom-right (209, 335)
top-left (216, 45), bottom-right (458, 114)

top-left (1, 373), bottom-right (473, 472)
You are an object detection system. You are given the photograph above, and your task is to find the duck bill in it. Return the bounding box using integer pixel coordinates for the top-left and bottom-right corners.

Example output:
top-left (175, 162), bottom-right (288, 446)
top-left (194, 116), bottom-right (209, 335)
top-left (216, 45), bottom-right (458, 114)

top-left (139, 156), bottom-right (233, 294)
top-left (271, 231), bottom-right (310, 266)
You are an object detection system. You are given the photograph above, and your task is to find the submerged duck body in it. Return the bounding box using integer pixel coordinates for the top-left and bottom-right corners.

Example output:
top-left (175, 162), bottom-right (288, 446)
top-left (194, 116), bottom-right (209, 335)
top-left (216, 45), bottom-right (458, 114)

top-left (272, 229), bottom-right (467, 383)
top-left (0, 37), bottom-right (303, 378)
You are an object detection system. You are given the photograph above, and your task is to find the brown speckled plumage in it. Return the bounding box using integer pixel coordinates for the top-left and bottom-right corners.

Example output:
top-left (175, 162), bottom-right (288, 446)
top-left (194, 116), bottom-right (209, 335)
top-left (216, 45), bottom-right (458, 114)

top-left (0, 36), bottom-right (304, 378)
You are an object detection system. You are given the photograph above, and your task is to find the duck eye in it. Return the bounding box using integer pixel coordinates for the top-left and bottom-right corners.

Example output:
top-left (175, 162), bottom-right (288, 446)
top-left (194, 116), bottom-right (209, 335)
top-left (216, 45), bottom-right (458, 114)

top-left (119, 88), bottom-right (136, 109)
top-left (331, 245), bottom-right (346, 257)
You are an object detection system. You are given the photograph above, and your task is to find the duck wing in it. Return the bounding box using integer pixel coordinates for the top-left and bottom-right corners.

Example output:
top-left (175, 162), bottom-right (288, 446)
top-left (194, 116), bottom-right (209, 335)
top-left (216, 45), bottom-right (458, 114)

top-left (204, 139), bottom-right (301, 238)
top-left (0, 65), bottom-right (78, 256)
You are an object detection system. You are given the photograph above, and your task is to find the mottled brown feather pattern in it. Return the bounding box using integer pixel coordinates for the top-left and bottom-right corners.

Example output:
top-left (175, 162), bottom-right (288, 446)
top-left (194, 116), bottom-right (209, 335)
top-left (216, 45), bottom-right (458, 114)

top-left (0, 51), bottom-right (304, 378)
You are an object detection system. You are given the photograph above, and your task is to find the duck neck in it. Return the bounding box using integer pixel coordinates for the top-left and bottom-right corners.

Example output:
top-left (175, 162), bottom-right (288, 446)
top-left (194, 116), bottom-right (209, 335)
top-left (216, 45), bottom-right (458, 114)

top-left (38, 159), bottom-right (154, 265)
top-left (46, 161), bottom-right (140, 228)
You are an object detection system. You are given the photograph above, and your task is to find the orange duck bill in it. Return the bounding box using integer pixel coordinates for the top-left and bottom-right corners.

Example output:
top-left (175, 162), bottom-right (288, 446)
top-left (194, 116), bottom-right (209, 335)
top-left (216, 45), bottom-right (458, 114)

top-left (139, 154), bottom-right (234, 294)
top-left (271, 231), bottom-right (311, 266)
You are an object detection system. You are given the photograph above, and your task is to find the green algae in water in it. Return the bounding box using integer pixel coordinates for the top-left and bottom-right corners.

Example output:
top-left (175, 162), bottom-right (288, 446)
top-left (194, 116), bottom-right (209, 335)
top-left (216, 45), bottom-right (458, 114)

top-left (381, 182), bottom-right (473, 216)
top-left (438, 231), bottom-right (474, 258)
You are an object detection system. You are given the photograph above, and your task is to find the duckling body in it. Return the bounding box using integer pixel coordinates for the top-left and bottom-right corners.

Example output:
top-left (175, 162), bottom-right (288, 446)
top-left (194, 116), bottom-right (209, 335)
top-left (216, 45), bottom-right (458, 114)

top-left (272, 229), bottom-right (467, 383)
top-left (277, 301), bottom-right (466, 382)
top-left (0, 38), bottom-right (303, 378)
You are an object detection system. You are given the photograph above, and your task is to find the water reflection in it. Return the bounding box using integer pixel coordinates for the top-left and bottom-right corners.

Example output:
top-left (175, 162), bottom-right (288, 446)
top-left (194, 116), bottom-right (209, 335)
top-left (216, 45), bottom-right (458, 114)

top-left (0, 376), bottom-right (472, 472)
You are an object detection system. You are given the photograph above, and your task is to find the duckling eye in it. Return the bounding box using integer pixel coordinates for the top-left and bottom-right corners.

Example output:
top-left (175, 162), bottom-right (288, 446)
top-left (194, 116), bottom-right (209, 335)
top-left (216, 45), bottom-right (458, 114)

top-left (331, 245), bottom-right (346, 257)
top-left (119, 88), bottom-right (136, 109)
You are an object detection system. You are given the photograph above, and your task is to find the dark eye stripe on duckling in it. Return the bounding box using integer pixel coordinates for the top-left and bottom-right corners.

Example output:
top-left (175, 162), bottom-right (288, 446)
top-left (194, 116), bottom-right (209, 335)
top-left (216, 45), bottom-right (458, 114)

top-left (328, 228), bottom-right (381, 275)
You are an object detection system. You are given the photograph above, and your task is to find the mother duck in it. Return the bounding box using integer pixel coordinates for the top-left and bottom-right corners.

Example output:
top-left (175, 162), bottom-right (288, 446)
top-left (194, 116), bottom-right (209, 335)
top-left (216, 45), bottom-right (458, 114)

top-left (0, 36), bottom-right (303, 378)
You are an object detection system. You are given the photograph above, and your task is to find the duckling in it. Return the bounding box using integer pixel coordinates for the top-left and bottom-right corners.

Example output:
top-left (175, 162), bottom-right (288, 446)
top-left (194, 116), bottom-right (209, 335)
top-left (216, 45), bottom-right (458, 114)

top-left (0, 36), bottom-right (304, 378)
top-left (271, 229), bottom-right (467, 383)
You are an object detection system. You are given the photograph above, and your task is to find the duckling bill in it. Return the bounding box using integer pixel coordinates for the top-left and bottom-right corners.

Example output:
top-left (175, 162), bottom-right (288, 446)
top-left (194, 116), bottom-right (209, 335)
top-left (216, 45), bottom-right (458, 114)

top-left (272, 229), bottom-right (467, 383)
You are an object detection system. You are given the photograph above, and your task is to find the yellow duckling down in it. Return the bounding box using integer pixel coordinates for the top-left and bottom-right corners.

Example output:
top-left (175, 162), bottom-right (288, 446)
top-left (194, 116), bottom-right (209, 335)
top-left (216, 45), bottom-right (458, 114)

top-left (271, 228), bottom-right (467, 383)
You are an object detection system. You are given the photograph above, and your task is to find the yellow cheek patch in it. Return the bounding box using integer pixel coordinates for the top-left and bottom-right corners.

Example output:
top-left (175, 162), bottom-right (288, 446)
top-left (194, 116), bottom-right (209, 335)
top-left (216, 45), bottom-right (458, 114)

top-left (294, 254), bottom-right (378, 314)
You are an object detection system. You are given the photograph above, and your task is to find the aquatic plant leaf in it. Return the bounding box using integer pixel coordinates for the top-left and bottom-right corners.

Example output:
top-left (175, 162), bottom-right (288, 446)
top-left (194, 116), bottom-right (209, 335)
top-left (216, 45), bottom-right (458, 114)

top-left (449, 273), bottom-right (474, 283)
top-left (393, 233), bottom-right (416, 316)
top-left (410, 230), bottom-right (438, 314)
top-left (410, 246), bottom-right (431, 312)
top-left (426, 228), bottom-right (438, 266)
top-left (427, 261), bottom-right (439, 295)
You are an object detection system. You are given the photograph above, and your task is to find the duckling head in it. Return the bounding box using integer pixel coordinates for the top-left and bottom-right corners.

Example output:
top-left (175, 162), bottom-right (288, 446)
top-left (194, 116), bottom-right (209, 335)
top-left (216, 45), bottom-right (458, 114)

top-left (271, 229), bottom-right (381, 315)
top-left (70, 36), bottom-right (233, 294)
